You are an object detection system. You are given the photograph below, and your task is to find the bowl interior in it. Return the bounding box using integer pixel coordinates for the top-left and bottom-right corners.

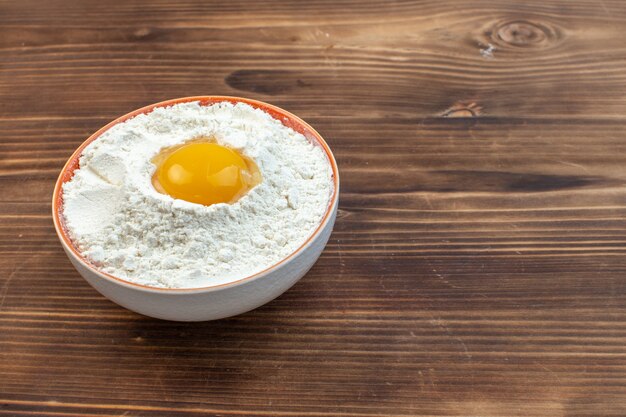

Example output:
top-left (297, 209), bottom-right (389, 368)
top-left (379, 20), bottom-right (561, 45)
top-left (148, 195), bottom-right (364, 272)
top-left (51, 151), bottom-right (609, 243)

top-left (52, 96), bottom-right (339, 292)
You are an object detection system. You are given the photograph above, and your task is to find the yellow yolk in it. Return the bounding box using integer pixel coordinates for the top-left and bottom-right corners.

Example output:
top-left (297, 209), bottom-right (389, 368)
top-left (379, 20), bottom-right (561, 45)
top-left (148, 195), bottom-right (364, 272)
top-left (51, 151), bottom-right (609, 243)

top-left (152, 140), bottom-right (261, 206)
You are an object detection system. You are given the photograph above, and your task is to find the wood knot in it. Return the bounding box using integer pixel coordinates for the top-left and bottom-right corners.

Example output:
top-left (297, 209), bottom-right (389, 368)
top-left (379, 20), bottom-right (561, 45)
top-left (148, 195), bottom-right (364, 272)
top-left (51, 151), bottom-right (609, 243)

top-left (441, 101), bottom-right (482, 118)
top-left (486, 19), bottom-right (561, 49)
top-left (497, 21), bottom-right (548, 46)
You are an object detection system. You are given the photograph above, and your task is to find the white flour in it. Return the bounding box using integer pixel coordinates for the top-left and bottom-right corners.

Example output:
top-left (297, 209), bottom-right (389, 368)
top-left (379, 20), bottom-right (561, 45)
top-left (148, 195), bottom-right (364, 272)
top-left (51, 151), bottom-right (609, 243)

top-left (62, 101), bottom-right (333, 288)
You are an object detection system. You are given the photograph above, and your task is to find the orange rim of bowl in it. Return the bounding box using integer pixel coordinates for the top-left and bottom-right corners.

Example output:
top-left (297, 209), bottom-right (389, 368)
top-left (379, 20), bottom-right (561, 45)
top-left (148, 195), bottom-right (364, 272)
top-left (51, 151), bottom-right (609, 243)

top-left (52, 96), bottom-right (339, 294)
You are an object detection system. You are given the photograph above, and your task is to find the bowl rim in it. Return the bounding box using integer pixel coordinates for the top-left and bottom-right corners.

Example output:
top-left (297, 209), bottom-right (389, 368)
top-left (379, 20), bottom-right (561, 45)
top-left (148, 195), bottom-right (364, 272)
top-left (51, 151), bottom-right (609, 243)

top-left (52, 96), bottom-right (339, 294)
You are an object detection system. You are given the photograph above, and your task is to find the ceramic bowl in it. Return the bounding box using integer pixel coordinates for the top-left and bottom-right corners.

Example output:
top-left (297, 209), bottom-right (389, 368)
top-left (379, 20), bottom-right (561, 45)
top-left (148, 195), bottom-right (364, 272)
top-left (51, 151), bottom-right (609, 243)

top-left (52, 96), bottom-right (339, 321)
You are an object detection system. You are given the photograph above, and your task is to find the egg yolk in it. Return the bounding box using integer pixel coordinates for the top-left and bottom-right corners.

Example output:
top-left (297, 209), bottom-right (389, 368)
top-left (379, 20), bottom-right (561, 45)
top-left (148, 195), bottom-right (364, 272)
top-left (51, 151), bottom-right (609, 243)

top-left (152, 140), bottom-right (261, 206)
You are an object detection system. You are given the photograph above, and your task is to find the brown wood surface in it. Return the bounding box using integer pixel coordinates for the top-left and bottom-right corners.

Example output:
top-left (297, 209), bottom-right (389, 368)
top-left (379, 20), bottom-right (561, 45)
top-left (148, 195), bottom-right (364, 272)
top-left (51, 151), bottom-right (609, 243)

top-left (1, 0), bottom-right (626, 416)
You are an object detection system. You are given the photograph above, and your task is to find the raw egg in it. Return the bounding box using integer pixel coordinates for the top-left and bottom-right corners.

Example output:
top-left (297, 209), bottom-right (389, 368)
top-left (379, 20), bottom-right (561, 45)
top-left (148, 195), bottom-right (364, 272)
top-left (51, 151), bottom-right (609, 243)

top-left (152, 139), bottom-right (261, 206)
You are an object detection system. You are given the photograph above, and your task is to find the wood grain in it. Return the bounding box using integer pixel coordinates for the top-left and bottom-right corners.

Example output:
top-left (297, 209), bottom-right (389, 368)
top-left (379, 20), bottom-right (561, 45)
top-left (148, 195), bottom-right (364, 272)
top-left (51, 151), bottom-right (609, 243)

top-left (1, 0), bottom-right (626, 416)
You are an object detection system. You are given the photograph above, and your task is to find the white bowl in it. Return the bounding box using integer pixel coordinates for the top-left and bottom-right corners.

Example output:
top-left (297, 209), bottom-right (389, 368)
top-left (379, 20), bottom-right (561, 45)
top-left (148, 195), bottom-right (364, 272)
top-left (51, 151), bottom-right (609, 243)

top-left (52, 96), bottom-right (339, 321)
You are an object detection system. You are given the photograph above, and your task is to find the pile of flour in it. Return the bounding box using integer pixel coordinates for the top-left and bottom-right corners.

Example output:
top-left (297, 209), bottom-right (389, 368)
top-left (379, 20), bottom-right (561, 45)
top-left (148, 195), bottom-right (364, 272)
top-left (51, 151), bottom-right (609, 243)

top-left (62, 101), bottom-right (333, 288)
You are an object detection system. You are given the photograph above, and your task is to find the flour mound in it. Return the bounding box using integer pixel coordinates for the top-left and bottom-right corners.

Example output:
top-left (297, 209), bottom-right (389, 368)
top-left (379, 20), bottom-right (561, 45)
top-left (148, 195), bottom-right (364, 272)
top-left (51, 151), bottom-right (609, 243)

top-left (62, 101), bottom-right (333, 288)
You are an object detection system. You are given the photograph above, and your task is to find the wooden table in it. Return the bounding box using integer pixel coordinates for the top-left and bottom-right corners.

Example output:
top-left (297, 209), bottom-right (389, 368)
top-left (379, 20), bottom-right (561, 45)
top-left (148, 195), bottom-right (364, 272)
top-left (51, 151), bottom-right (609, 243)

top-left (1, 1), bottom-right (625, 416)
